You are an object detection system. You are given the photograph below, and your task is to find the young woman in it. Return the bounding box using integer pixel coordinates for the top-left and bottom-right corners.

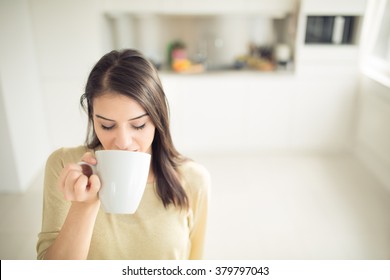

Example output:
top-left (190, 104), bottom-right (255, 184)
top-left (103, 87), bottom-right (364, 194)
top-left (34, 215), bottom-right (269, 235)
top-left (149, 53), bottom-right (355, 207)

top-left (36, 49), bottom-right (210, 260)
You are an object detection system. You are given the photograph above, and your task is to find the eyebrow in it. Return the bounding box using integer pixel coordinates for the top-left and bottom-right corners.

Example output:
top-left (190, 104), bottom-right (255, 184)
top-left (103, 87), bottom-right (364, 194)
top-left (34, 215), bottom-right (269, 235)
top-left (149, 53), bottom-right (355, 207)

top-left (95, 113), bottom-right (148, 122)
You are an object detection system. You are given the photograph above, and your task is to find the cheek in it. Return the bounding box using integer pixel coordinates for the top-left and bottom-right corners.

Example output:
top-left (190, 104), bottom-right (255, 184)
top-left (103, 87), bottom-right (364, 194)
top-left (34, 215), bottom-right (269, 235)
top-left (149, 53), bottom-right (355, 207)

top-left (94, 126), bottom-right (111, 147)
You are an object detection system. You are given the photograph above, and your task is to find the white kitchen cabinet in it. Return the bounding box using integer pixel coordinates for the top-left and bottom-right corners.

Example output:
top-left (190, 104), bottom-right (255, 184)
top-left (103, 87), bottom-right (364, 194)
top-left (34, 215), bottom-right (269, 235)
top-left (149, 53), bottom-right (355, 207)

top-left (163, 74), bottom-right (247, 153)
top-left (300, 0), bottom-right (366, 15)
top-left (103, 0), bottom-right (297, 16)
top-left (244, 75), bottom-right (295, 151)
top-left (162, 70), bottom-right (358, 154)
top-left (290, 0), bottom-right (366, 152)
top-left (295, 0), bottom-right (366, 72)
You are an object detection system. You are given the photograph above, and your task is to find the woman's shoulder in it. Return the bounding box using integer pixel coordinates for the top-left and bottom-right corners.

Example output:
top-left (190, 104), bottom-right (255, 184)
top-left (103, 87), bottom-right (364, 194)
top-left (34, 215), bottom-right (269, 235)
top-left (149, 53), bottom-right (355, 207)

top-left (178, 160), bottom-right (211, 195)
top-left (46, 145), bottom-right (91, 166)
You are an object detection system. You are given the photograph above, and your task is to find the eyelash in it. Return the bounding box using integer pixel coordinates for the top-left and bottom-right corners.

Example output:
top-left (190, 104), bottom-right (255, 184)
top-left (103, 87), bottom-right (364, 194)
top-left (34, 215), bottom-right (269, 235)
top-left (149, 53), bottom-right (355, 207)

top-left (101, 125), bottom-right (114, 130)
top-left (134, 124), bottom-right (146, 130)
top-left (101, 124), bottom-right (146, 131)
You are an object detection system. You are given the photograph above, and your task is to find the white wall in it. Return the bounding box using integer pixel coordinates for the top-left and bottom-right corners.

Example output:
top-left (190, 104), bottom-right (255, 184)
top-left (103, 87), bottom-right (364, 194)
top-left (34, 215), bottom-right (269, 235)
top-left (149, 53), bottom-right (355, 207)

top-left (0, 0), bottom-right (50, 192)
top-left (0, 0), bottom-right (106, 193)
top-left (29, 0), bottom-right (106, 151)
top-left (355, 75), bottom-right (390, 192)
top-left (0, 82), bottom-right (19, 192)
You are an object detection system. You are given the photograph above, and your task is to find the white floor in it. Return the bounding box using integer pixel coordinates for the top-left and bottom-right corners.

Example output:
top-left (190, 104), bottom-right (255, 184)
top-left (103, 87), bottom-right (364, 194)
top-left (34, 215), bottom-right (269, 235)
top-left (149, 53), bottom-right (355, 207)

top-left (1, 153), bottom-right (390, 260)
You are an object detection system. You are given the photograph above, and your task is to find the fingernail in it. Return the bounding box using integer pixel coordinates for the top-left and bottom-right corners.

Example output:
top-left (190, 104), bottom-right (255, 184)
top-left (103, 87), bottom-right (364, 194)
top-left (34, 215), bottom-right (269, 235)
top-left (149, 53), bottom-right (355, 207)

top-left (81, 165), bottom-right (93, 177)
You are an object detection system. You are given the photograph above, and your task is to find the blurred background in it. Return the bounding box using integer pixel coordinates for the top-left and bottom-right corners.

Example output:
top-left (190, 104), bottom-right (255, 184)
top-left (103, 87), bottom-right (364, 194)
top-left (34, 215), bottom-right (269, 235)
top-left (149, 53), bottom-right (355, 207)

top-left (1, 0), bottom-right (390, 259)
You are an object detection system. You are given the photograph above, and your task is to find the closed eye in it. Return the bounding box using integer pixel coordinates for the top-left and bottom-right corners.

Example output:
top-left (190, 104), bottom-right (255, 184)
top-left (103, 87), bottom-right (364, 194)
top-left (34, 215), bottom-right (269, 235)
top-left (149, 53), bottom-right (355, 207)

top-left (133, 124), bottom-right (146, 130)
top-left (101, 124), bottom-right (115, 130)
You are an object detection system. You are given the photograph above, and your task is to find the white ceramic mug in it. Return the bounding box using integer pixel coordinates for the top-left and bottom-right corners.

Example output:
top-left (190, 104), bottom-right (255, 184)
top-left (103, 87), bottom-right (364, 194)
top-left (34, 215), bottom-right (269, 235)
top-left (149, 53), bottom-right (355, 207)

top-left (80, 150), bottom-right (151, 214)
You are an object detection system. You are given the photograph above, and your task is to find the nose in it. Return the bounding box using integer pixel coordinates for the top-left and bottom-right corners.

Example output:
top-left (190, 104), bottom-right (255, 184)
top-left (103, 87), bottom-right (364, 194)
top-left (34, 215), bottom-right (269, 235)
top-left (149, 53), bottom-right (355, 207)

top-left (114, 126), bottom-right (134, 150)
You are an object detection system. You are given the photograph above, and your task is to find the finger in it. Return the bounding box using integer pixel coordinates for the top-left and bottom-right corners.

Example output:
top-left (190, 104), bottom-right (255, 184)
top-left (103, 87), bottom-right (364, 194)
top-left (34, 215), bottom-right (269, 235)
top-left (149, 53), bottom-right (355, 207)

top-left (63, 170), bottom-right (83, 201)
top-left (88, 174), bottom-right (101, 196)
top-left (73, 174), bottom-right (89, 201)
top-left (73, 174), bottom-right (100, 202)
top-left (58, 164), bottom-right (82, 192)
top-left (80, 152), bottom-right (97, 165)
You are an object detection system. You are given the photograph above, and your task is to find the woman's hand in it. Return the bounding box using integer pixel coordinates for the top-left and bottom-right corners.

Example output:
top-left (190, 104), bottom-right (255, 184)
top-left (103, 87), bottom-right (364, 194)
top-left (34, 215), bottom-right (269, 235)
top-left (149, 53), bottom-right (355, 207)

top-left (58, 152), bottom-right (101, 204)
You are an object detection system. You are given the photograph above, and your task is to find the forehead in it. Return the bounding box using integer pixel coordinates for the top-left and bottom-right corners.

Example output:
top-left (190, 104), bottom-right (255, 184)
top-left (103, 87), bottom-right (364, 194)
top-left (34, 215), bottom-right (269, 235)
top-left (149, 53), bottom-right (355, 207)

top-left (92, 92), bottom-right (146, 119)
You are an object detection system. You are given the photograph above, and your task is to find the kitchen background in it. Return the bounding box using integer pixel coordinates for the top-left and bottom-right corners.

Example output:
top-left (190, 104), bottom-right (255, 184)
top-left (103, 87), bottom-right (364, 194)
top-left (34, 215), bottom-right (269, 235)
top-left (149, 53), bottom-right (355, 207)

top-left (1, 0), bottom-right (390, 259)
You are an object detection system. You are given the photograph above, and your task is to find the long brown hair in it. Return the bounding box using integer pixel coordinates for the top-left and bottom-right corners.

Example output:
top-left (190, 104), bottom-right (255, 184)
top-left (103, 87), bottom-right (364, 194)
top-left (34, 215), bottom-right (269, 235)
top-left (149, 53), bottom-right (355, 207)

top-left (80, 49), bottom-right (188, 209)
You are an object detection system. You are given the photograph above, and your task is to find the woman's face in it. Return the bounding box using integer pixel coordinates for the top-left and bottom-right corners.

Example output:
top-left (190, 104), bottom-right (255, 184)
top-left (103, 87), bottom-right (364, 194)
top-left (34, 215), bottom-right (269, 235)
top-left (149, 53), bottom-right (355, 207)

top-left (92, 92), bottom-right (156, 154)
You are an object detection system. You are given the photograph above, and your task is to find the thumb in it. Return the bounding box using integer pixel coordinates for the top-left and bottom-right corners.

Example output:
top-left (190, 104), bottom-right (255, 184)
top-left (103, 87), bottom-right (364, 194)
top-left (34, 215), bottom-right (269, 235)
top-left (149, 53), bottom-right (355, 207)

top-left (81, 152), bottom-right (97, 165)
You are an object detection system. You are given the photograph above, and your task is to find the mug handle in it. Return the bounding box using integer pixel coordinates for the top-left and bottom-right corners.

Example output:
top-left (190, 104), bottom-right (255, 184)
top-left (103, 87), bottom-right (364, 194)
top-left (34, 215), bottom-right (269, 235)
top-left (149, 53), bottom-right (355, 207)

top-left (78, 162), bottom-right (97, 178)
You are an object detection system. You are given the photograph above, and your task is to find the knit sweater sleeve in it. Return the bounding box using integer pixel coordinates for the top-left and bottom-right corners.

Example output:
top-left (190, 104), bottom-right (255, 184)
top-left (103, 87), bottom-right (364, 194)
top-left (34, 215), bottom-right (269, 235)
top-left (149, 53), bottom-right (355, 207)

top-left (180, 161), bottom-right (211, 259)
top-left (36, 146), bottom-right (87, 259)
